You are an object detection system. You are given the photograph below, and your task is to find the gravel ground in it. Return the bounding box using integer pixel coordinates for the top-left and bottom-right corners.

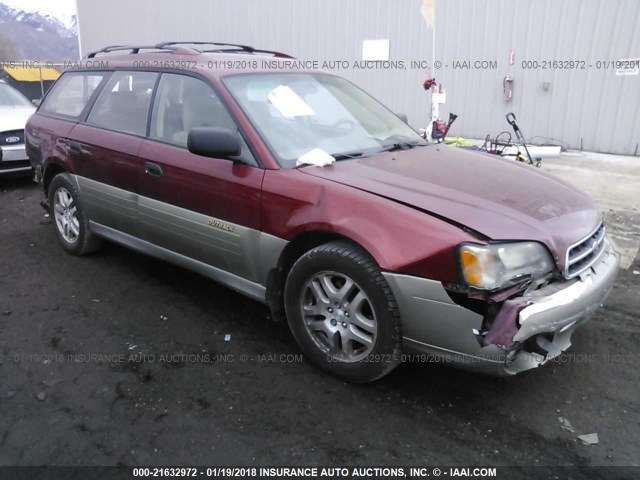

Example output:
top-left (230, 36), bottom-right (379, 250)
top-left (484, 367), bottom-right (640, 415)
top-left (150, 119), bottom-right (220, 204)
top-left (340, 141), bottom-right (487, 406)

top-left (0, 175), bottom-right (638, 468)
top-left (544, 151), bottom-right (640, 271)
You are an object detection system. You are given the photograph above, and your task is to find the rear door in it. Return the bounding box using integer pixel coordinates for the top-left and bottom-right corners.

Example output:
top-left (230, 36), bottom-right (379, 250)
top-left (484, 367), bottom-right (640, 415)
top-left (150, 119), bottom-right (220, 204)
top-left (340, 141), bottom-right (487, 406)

top-left (70, 70), bottom-right (158, 236)
top-left (137, 72), bottom-right (265, 282)
top-left (29, 71), bottom-right (107, 175)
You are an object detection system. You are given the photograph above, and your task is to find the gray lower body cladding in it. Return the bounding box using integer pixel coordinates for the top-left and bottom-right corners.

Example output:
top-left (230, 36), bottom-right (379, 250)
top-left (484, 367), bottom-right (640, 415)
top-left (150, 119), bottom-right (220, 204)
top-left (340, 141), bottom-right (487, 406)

top-left (73, 174), bottom-right (287, 303)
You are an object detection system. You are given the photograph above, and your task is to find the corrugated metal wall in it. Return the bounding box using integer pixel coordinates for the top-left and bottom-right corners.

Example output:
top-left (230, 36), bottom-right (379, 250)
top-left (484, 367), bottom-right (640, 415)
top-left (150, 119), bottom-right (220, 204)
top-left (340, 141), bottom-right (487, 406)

top-left (438, 0), bottom-right (640, 155)
top-left (77, 0), bottom-right (639, 155)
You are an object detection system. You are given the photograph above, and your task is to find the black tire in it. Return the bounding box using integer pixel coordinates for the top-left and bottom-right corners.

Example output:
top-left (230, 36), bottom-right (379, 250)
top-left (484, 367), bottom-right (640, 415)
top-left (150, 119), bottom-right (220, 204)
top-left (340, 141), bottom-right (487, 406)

top-left (48, 173), bottom-right (103, 255)
top-left (284, 241), bottom-right (402, 383)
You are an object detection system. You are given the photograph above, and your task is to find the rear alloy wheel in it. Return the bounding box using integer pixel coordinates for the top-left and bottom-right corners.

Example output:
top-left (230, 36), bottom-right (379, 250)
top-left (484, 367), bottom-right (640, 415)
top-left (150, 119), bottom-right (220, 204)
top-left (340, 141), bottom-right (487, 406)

top-left (53, 187), bottom-right (80, 244)
top-left (285, 241), bottom-right (402, 383)
top-left (48, 173), bottom-right (103, 255)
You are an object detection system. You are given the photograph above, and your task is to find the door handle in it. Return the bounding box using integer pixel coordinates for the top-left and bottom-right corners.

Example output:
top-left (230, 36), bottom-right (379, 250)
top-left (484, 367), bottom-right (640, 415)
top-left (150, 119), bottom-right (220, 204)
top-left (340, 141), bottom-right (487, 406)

top-left (144, 162), bottom-right (163, 178)
top-left (69, 141), bottom-right (84, 155)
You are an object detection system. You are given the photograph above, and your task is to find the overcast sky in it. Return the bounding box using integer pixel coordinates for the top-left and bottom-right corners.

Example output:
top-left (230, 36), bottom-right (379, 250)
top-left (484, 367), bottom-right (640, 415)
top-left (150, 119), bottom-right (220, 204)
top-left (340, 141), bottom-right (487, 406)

top-left (1, 0), bottom-right (77, 27)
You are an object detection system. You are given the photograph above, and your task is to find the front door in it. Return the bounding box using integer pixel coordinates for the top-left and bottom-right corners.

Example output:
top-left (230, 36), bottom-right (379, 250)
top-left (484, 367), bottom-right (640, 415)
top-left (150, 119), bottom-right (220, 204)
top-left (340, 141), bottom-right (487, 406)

top-left (137, 73), bottom-right (265, 282)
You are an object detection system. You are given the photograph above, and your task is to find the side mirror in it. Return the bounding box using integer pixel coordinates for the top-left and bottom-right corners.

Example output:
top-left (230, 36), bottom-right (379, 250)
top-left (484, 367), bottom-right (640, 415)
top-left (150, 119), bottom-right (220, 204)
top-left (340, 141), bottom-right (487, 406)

top-left (396, 113), bottom-right (408, 124)
top-left (187, 127), bottom-right (240, 159)
top-left (32, 98), bottom-right (42, 107)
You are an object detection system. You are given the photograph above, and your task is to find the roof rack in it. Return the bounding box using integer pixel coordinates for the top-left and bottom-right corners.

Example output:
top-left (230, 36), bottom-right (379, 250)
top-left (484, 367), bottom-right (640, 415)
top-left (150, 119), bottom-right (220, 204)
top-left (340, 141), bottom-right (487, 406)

top-left (86, 42), bottom-right (294, 59)
top-left (85, 44), bottom-right (197, 58)
top-left (156, 41), bottom-right (294, 58)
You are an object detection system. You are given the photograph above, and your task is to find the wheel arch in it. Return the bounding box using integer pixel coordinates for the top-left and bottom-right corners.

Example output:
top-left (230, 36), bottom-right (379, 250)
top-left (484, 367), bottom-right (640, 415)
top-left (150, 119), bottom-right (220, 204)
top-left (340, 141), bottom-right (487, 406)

top-left (265, 230), bottom-right (374, 321)
top-left (42, 159), bottom-right (69, 196)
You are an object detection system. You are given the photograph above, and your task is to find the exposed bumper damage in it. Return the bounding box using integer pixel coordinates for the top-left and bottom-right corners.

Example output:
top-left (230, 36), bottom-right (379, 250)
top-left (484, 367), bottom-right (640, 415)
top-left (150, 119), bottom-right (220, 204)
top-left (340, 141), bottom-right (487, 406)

top-left (477, 238), bottom-right (619, 374)
top-left (382, 237), bottom-right (619, 376)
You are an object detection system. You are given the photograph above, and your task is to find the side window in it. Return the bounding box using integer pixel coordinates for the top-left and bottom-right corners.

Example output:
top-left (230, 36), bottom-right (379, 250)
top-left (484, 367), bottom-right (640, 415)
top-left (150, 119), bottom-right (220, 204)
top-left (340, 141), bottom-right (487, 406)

top-left (150, 74), bottom-right (237, 148)
top-left (40, 72), bottom-right (105, 118)
top-left (87, 71), bottom-right (158, 136)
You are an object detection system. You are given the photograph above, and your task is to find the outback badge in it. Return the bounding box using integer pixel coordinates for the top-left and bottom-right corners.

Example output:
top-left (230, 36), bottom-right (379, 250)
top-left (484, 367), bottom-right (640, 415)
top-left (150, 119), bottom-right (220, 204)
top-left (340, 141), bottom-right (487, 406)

top-left (208, 218), bottom-right (235, 232)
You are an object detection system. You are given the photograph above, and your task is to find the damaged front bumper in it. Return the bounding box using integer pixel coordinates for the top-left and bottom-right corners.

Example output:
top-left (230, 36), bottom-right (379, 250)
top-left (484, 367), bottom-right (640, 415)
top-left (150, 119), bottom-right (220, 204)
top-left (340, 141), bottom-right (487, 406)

top-left (500, 239), bottom-right (619, 373)
top-left (382, 238), bottom-right (619, 376)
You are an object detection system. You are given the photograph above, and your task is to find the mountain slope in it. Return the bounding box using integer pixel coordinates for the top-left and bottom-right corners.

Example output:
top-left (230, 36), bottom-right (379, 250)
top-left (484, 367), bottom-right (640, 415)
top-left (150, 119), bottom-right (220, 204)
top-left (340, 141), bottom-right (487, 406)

top-left (0, 3), bottom-right (79, 60)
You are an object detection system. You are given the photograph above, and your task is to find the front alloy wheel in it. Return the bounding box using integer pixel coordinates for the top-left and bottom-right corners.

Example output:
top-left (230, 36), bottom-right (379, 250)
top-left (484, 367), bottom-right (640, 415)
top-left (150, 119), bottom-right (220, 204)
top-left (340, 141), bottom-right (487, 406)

top-left (285, 241), bottom-right (402, 383)
top-left (300, 271), bottom-right (377, 362)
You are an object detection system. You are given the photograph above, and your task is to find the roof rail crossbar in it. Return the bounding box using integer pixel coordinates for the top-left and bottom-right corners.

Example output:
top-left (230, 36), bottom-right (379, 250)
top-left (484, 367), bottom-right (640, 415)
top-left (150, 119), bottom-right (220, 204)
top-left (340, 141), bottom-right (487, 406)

top-left (201, 48), bottom-right (294, 58)
top-left (156, 41), bottom-right (255, 51)
top-left (156, 41), bottom-right (295, 58)
top-left (86, 45), bottom-right (171, 58)
top-left (251, 48), bottom-right (295, 58)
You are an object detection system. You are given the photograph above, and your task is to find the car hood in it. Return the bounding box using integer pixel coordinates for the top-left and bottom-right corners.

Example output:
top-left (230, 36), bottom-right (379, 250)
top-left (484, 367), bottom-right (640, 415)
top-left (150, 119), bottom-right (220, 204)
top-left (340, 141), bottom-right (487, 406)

top-left (0, 106), bottom-right (35, 133)
top-left (300, 145), bottom-right (601, 271)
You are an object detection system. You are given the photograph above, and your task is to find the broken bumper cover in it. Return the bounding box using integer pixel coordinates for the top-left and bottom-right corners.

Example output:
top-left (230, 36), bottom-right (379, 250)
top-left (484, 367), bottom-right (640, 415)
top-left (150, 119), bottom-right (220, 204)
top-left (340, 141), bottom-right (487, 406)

top-left (382, 238), bottom-right (619, 376)
top-left (502, 239), bottom-right (619, 373)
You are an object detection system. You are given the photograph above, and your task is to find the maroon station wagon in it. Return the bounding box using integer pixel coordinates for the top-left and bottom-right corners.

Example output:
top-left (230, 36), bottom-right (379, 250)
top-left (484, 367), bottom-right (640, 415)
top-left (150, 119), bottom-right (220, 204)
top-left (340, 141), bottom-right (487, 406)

top-left (25, 42), bottom-right (619, 382)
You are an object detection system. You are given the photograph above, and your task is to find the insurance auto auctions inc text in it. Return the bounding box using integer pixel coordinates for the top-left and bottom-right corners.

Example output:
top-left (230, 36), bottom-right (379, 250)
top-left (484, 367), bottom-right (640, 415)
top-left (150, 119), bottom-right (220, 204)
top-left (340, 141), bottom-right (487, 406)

top-left (250, 466), bottom-right (497, 478)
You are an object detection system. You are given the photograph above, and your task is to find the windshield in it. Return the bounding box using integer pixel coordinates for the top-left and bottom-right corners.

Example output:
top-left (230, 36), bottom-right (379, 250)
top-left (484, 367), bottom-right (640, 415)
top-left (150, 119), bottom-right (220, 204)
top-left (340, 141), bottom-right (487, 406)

top-left (224, 73), bottom-right (426, 168)
top-left (0, 83), bottom-right (33, 108)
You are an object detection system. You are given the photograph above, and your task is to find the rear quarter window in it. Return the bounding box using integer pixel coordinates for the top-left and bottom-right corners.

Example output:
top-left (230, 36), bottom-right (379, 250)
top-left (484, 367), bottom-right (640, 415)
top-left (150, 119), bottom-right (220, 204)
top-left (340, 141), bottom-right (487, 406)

top-left (40, 72), bottom-right (106, 119)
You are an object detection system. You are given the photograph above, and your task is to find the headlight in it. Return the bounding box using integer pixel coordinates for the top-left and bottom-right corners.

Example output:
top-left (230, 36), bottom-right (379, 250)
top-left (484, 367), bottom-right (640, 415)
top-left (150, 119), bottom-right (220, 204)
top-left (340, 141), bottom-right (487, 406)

top-left (459, 242), bottom-right (554, 290)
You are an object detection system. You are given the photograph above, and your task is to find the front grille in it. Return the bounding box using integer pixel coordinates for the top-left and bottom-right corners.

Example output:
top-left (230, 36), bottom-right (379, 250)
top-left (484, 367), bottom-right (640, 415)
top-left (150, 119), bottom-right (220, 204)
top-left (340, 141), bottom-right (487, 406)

top-left (0, 130), bottom-right (25, 145)
top-left (565, 223), bottom-right (606, 278)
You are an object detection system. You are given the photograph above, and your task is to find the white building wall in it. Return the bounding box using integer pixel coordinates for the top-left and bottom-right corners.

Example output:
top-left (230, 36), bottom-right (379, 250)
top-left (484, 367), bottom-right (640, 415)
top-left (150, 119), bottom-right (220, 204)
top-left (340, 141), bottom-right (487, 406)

top-left (77, 0), bottom-right (640, 155)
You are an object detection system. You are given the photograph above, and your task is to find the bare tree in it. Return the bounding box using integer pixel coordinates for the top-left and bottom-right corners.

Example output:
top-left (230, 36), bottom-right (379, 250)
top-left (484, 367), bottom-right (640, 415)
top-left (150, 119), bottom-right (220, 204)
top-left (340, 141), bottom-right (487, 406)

top-left (0, 35), bottom-right (20, 60)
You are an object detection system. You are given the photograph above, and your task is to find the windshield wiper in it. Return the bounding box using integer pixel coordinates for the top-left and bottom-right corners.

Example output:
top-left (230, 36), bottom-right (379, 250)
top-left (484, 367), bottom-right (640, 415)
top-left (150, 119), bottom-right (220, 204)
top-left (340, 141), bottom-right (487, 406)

top-left (379, 141), bottom-right (428, 153)
top-left (302, 142), bottom-right (425, 165)
top-left (331, 151), bottom-right (365, 161)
